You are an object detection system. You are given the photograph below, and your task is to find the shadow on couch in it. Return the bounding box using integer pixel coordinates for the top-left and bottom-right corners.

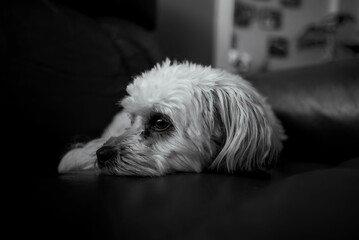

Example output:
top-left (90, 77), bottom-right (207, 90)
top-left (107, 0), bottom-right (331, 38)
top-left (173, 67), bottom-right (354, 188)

top-left (3, 1), bottom-right (359, 240)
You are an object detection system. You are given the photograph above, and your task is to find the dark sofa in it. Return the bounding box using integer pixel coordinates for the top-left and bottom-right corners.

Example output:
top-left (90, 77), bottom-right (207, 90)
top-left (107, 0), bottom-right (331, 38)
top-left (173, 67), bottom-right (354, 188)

top-left (3, 1), bottom-right (359, 240)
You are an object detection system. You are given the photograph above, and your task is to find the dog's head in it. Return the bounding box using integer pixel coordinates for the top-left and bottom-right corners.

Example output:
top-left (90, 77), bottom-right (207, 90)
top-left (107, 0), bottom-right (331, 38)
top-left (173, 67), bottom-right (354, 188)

top-left (96, 60), bottom-right (285, 176)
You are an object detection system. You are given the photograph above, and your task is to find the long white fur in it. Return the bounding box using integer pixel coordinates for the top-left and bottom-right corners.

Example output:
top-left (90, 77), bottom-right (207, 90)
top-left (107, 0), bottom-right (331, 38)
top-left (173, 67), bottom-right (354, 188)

top-left (58, 59), bottom-right (285, 176)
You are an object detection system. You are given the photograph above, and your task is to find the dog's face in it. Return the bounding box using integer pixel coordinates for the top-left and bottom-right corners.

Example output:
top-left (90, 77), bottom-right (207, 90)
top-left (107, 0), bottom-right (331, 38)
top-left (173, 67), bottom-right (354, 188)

top-left (95, 60), bottom-right (285, 176)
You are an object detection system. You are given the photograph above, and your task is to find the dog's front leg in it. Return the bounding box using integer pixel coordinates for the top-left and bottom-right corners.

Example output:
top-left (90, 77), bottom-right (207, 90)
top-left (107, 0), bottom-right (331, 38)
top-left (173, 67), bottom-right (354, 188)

top-left (58, 111), bottom-right (131, 173)
top-left (58, 138), bottom-right (106, 173)
top-left (101, 111), bottom-right (132, 139)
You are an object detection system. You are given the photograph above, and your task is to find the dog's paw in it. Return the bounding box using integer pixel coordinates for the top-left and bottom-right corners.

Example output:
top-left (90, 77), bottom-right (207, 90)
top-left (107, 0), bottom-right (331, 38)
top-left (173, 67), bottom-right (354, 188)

top-left (57, 148), bottom-right (95, 173)
top-left (58, 139), bottom-right (105, 173)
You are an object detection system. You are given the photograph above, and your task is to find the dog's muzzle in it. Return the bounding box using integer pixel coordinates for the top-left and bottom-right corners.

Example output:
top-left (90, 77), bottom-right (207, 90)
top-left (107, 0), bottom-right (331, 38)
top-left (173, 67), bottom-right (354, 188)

top-left (96, 146), bottom-right (117, 168)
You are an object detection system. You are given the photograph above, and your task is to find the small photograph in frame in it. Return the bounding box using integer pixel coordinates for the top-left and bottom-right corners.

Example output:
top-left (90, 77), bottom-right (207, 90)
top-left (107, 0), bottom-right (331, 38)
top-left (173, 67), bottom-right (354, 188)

top-left (280, 0), bottom-right (301, 8)
top-left (258, 8), bottom-right (282, 31)
top-left (234, 1), bottom-right (256, 28)
top-left (268, 36), bottom-right (289, 58)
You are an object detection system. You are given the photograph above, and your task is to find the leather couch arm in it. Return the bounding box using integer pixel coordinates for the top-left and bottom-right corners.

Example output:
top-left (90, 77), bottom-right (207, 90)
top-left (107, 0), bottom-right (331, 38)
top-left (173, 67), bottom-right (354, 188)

top-left (248, 59), bottom-right (359, 164)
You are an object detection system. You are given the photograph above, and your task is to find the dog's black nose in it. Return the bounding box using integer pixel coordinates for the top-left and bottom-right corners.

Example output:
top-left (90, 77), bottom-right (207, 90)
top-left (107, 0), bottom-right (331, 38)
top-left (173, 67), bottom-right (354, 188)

top-left (96, 146), bottom-right (117, 166)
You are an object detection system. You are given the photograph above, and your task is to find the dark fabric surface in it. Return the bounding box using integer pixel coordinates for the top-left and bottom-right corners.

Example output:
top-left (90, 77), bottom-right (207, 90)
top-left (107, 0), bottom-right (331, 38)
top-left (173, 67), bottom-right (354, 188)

top-left (11, 158), bottom-right (359, 240)
top-left (55, 0), bottom-right (157, 30)
top-left (248, 59), bottom-right (359, 164)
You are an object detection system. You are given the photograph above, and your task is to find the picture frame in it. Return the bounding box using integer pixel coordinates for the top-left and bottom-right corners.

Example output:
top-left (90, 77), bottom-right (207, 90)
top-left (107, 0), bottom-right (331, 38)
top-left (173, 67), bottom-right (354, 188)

top-left (258, 8), bottom-right (282, 31)
top-left (281, 0), bottom-right (301, 8)
top-left (234, 1), bottom-right (256, 27)
top-left (268, 36), bottom-right (289, 58)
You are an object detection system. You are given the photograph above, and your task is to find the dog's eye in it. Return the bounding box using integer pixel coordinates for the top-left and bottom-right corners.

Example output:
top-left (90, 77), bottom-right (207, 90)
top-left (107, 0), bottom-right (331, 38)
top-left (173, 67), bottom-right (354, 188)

top-left (148, 113), bottom-right (173, 133)
top-left (152, 118), bottom-right (171, 132)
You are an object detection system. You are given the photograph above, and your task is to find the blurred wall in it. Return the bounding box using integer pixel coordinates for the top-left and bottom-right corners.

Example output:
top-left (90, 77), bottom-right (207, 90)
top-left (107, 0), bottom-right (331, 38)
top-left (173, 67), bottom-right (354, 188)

top-left (155, 0), bottom-right (216, 66)
top-left (155, 0), bottom-right (358, 72)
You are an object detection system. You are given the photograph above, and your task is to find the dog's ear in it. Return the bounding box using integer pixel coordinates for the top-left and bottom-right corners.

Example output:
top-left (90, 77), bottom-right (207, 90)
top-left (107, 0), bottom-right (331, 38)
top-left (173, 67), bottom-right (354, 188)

top-left (208, 79), bottom-right (285, 172)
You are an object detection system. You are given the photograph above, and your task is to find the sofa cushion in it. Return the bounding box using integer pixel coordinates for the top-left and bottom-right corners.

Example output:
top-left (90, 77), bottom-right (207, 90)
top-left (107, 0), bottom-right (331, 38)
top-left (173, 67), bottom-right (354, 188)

top-left (249, 59), bottom-right (359, 164)
top-left (2, 1), bottom-right (121, 75)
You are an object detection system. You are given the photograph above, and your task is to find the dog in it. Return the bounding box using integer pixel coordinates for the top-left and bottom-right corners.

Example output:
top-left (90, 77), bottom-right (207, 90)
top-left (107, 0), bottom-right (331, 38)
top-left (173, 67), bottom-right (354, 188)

top-left (58, 60), bottom-right (285, 176)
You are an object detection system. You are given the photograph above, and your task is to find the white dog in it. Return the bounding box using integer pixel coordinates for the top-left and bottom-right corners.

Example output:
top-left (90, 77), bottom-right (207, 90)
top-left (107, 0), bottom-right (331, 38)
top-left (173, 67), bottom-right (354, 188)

top-left (58, 60), bottom-right (285, 176)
